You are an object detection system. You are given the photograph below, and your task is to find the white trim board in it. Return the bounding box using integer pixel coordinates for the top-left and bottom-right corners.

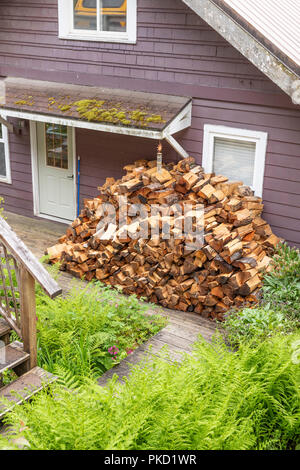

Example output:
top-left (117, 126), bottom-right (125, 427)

top-left (3, 102), bottom-right (192, 140)
top-left (5, 109), bottom-right (163, 140)
top-left (30, 121), bottom-right (77, 224)
top-left (58, 0), bottom-right (137, 44)
top-left (202, 124), bottom-right (268, 197)
top-left (0, 115), bottom-right (13, 133)
top-left (0, 111), bottom-right (12, 185)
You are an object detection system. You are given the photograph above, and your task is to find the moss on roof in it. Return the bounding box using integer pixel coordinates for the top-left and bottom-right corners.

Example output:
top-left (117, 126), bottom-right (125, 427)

top-left (55, 98), bottom-right (166, 127)
top-left (12, 95), bottom-right (166, 128)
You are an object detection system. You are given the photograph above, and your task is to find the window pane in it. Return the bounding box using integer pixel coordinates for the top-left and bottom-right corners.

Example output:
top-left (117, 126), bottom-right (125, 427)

top-left (45, 124), bottom-right (69, 170)
top-left (0, 142), bottom-right (6, 177)
top-left (100, 0), bottom-right (127, 32)
top-left (213, 137), bottom-right (256, 187)
top-left (73, 0), bottom-right (97, 30)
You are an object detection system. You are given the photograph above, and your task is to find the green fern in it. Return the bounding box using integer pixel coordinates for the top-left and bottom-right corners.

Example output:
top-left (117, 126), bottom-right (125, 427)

top-left (35, 281), bottom-right (166, 383)
top-left (53, 365), bottom-right (80, 390)
top-left (0, 333), bottom-right (299, 450)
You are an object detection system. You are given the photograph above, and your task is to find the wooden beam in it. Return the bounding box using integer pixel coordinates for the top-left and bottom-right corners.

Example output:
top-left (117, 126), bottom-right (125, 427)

top-left (163, 102), bottom-right (192, 136)
top-left (164, 133), bottom-right (189, 159)
top-left (0, 115), bottom-right (13, 133)
top-left (19, 267), bottom-right (37, 371)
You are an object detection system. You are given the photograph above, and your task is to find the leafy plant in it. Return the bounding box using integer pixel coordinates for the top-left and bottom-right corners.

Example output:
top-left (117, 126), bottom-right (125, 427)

top-left (221, 243), bottom-right (300, 346)
top-left (0, 196), bottom-right (4, 218)
top-left (35, 281), bottom-right (166, 382)
top-left (0, 256), bottom-right (165, 383)
top-left (220, 305), bottom-right (295, 347)
top-left (0, 369), bottom-right (18, 386)
top-left (0, 333), bottom-right (299, 450)
top-left (262, 243), bottom-right (300, 320)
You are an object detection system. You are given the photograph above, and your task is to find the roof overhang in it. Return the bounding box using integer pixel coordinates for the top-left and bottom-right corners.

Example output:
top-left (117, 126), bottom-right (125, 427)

top-left (0, 77), bottom-right (192, 158)
top-left (182, 0), bottom-right (300, 104)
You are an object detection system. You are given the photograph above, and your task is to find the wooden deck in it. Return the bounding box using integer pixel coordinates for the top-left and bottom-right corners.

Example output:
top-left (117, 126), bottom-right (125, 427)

top-left (4, 211), bottom-right (217, 385)
top-left (98, 309), bottom-right (215, 385)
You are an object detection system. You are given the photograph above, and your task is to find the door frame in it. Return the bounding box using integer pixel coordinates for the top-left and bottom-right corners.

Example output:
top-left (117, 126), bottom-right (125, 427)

top-left (30, 121), bottom-right (77, 223)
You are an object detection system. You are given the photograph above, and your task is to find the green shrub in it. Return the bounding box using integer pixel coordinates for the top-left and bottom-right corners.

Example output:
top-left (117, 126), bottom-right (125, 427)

top-left (221, 243), bottom-right (300, 346)
top-left (263, 243), bottom-right (300, 320)
top-left (0, 333), bottom-right (299, 450)
top-left (220, 305), bottom-right (295, 347)
top-left (35, 281), bottom-right (166, 382)
top-left (0, 196), bottom-right (4, 218)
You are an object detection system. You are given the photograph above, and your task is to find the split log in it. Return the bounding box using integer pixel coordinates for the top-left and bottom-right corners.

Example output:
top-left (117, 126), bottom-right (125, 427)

top-left (47, 156), bottom-right (280, 320)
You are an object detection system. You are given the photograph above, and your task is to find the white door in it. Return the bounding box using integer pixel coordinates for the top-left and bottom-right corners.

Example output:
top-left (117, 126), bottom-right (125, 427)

top-left (36, 122), bottom-right (75, 221)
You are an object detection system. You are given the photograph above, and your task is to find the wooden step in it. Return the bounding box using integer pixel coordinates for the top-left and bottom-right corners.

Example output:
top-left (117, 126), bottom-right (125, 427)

top-left (0, 367), bottom-right (56, 419)
top-left (0, 341), bottom-right (29, 374)
top-left (0, 319), bottom-right (11, 344)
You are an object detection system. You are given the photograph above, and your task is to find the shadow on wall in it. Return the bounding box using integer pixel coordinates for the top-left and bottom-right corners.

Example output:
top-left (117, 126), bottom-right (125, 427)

top-left (75, 128), bottom-right (184, 204)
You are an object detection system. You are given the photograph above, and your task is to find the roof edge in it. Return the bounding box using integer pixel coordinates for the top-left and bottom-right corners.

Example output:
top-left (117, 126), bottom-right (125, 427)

top-left (210, 0), bottom-right (300, 78)
top-left (182, 0), bottom-right (300, 105)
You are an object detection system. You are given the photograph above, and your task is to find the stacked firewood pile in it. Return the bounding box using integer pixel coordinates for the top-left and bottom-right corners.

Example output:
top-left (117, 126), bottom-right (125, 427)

top-left (47, 157), bottom-right (280, 320)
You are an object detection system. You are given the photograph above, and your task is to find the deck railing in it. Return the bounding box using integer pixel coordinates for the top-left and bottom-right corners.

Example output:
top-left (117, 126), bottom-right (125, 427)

top-left (0, 217), bottom-right (62, 370)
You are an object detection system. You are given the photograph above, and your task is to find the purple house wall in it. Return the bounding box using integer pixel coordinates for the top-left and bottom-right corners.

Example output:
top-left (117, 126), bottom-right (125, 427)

top-left (0, 0), bottom-right (299, 247)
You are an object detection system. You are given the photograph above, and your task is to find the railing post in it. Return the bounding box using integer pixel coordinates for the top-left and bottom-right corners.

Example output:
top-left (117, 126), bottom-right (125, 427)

top-left (19, 266), bottom-right (37, 371)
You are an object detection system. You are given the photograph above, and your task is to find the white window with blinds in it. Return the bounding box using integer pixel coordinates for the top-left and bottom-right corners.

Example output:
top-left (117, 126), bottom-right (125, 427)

top-left (202, 125), bottom-right (268, 197)
top-left (0, 114), bottom-right (11, 184)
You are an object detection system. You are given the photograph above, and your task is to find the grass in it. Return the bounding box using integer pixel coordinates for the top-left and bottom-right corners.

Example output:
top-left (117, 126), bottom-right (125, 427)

top-left (0, 332), bottom-right (299, 450)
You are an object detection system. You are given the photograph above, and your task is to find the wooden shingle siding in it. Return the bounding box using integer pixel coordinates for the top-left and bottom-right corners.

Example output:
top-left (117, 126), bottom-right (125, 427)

top-left (75, 128), bottom-right (159, 205)
top-left (0, 0), bottom-right (279, 94)
top-left (0, 120), bottom-right (33, 218)
top-left (0, 0), bottom-right (298, 246)
top-left (178, 99), bottom-right (300, 247)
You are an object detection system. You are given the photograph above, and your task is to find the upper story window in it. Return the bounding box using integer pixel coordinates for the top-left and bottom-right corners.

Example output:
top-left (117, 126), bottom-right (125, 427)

top-left (58, 0), bottom-right (137, 43)
top-left (0, 116), bottom-right (11, 184)
top-left (202, 125), bottom-right (268, 197)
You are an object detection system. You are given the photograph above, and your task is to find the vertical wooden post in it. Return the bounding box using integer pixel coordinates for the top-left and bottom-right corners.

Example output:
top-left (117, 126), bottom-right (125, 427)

top-left (19, 266), bottom-right (37, 371)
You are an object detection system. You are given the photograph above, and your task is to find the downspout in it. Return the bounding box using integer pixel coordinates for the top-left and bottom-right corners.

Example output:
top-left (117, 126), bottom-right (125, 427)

top-left (77, 156), bottom-right (81, 217)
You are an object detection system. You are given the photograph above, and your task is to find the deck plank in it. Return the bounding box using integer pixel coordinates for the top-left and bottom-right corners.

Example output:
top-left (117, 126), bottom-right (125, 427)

top-left (0, 342), bottom-right (30, 374)
top-left (0, 367), bottom-right (56, 419)
top-left (0, 319), bottom-right (11, 342)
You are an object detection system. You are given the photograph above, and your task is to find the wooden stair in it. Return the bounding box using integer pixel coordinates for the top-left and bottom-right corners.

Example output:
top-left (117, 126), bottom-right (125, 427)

top-left (0, 318), bottom-right (55, 420)
top-left (0, 367), bottom-right (56, 420)
top-left (0, 217), bottom-right (61, 423)
top-left (0, 341), bottom-right (29, 374)
top-left (0, 319), bottom-right (10, 346)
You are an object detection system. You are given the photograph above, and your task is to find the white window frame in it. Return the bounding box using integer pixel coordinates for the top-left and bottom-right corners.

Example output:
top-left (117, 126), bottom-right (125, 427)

top-left (202, 125), bottom-right (268, 197)
top-left (58, 0), bottom-right (137, 43)
top-left (0, 113), bottom-right (12, 185)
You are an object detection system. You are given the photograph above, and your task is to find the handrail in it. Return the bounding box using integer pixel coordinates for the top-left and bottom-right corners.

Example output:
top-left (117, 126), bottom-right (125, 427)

top-left (0, 217), bottom-right (62, 370)
top-left (0, 217), bottom-right (62, 299)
